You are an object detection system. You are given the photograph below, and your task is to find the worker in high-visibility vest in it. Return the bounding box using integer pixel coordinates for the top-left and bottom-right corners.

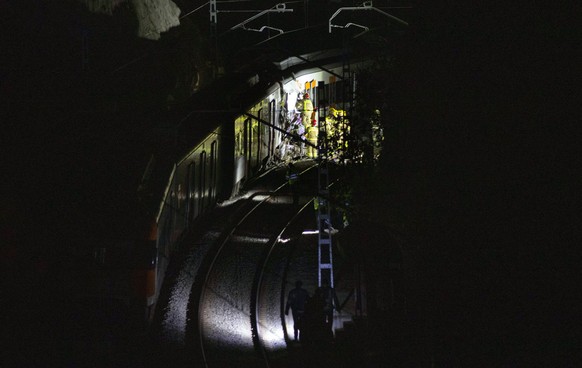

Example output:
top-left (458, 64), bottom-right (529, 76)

top-left (325, 108), bottom-right (338, 157)
top-left (336, 109), bottom-right (350, 152)
top-left (326, 108), bottom-right (337, 137)
top-left (295, 93), bottom-right (303, 113)
top-left (301, 92), bottom-right (314, 131)
top-left (306, 120), bottom-right (318, 158)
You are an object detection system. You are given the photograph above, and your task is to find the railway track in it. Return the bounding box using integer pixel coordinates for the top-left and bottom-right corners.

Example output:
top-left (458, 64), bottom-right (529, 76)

top-left (187, 161), bottom-right (319, 367)
top-left (147, 160), bottom-right (363, 368)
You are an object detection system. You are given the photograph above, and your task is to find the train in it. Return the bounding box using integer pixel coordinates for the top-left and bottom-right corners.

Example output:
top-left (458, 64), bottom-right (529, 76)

top-left (91, 48), bottom-right (372, 322)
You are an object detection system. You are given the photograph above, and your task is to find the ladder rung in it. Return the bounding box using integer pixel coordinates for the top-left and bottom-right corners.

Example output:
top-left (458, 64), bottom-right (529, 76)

top-left (319, 264), bottom-right (332, 269)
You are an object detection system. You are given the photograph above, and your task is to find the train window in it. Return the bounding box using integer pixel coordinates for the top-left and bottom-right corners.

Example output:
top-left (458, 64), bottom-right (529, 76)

top-left (235, 116), bottom-right (246, 158)
top-left (243, 118), bottom-right (248, 158)
top-left (210, 141), bottom-right (218, 203)
top-left (329, 84), bottom-right (335, 106)
top-left (257, 108), bottom-right (263, 166)
top-left (170, 189), bottom-right (178, 245)
top-left (199, 151), bottom-right (206, 214)
top-left (245, 118), bottom-right (252, 173)
top-left (236, 131), bottom-right (242, 157)
top-left (187, 162), bottom-right (196, 223)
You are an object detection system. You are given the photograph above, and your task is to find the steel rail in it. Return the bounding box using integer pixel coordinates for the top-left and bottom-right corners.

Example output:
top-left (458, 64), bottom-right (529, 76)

top-left (250, 196), bottom-right (313, 367)
top-left (197, 163), bottom-right (316, 367)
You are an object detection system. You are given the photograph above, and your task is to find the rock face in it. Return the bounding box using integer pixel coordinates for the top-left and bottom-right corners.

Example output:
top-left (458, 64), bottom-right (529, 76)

top-left (133, 0), bottom-right (181, 40)
top-left (80, 0), bottom-right (181, 40)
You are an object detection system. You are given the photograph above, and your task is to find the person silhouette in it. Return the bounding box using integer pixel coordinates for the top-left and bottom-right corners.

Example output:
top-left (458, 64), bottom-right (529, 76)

top-left (285, 280), bottom-right (309, 341)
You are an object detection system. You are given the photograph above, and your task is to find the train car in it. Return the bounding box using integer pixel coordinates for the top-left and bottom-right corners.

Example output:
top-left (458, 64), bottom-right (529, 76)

top-left (124, 50), bottom-right (372, 322)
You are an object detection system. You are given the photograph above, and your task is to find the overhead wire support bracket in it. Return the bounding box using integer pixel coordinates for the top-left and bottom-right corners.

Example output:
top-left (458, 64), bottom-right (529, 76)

top-left (241, 25), bottom-right (284, 35)
top-left (328, 1), bottom-right (409, 34)
top-left (230, 3), bottom-right (294, 31)
top-left (331, 22), bottom-right (370, 38)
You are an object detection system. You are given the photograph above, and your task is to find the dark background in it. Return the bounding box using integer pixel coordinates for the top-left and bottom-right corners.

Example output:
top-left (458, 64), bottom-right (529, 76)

top-left (378, 3), bottom-right (579, 366)
top-left (1, 1), bottom-right (579, 366)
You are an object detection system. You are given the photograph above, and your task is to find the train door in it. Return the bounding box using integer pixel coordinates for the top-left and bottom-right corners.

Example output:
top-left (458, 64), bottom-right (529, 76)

top-left (176, 183), bottom-right (185, 238)
top-left (233, 120), bottom-right (245, 193)
top-left (245, 117), bottom-right (252, 175)
top-left (157, 165), bottom-right (176, 264)
top-left (257, 106), bottom-right (273, 168)
top-left (160, 200), bottom-right (172, 260)
top-left (170, 187), bottom-right (178, 246)
top-left (269, 100), bottom-right (277, 158)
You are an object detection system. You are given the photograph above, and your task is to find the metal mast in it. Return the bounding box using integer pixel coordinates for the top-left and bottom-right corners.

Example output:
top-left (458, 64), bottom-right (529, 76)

top-left (209, 0), bottom-right (219, 77)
